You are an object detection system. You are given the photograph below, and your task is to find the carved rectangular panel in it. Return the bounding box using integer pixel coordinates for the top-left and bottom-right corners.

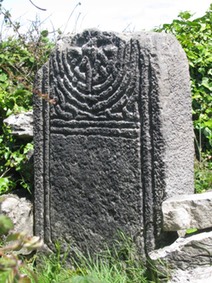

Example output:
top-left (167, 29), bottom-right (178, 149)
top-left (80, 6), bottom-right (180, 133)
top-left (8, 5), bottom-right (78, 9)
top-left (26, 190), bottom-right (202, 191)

top-left (34, 30), bottom-right (194, 255)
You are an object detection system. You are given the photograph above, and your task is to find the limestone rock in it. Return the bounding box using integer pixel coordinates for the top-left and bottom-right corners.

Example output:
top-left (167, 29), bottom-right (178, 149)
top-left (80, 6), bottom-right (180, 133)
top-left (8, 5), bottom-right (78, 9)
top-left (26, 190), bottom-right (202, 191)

top-left (4, 111), bottom-right (33, 139)
top-left (162, 192), bottom-right (212, 231)
top-left (0, 194), bottom-right (33, 237)
top-left (149, 231), bottom-right (212, 271)
top-left (168, 267), bottom-right (212, 283)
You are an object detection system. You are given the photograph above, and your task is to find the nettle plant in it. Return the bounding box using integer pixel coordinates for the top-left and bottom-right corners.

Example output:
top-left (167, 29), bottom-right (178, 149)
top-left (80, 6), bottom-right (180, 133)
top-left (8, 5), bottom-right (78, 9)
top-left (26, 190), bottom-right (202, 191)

top-left (0, 2), bottom-right (56, 194)
top-left (155, 5), bottom-right (212, 192)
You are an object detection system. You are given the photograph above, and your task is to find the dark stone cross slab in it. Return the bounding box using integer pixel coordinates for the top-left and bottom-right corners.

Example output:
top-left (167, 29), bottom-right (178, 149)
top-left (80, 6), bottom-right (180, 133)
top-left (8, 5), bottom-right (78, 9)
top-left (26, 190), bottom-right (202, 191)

top-left (33, 30), bottom-right (194, 256)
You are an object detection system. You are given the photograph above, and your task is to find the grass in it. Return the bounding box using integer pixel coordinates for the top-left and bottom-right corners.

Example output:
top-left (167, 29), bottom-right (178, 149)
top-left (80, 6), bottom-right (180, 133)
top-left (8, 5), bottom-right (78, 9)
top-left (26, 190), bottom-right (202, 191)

top-left (194, 154), bottom-right (212, 193)
top-left (23, 233), bottom-right (156, 283)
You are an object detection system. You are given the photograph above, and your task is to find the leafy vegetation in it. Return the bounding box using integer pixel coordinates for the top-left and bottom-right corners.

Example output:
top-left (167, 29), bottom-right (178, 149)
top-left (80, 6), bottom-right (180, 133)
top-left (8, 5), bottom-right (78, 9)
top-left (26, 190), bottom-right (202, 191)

top-left (194, 154), bottom-right (212, 193)
top-left (0, 221), bottom-right (154, 283)
top-left (155, 5), bottom-right (212, 192)
top-left (0, 2), bottom-right (55, 194)
top-left (0, 214), bottom-right (42, 282)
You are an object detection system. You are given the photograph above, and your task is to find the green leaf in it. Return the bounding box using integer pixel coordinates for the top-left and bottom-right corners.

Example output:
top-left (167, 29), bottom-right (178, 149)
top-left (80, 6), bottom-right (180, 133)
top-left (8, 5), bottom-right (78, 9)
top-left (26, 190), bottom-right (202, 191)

top-left (0, 73), bottom-right (7, 82)
top-left (186, 228), bottom-right (198, 234)
top-left (201, 77), bottom-right (212, 91)
top-left (23, 142), bottom-right (34, 154)
top-left (41, 30), bottom-right (49, 37)
top-left (0, 177), bottom-right (13, 194)
top-left (0, 271), bottom-right (12, 282)
top-left (203, 120), bottom-right (212, 129)
top-left (178, 11), bottom-right (193, 20)
top-left (0, 215), bottom-right (14, 235)
top-left (6, 233), bottom-right (20, 242)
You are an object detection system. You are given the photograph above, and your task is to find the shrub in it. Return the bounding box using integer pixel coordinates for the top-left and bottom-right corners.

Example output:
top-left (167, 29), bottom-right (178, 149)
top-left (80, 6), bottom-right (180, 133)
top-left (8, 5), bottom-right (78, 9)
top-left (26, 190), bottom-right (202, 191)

top-left (155, 5), bottom-right (212, 153)
top-left (155, 5), bottom-right (212, 192)
top-left (0, 3), bottom-right (55, 194)
top-left (0, 214), bottom-right (42, 283)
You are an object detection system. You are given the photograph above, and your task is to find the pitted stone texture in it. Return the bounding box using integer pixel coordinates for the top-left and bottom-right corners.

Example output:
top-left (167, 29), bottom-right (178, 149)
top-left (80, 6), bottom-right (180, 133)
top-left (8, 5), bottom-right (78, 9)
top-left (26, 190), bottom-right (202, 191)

top-left (168, 267), bottom-right (212, 283)
top-left (162, 192), bottom-right (212, 231)
top-left (33, 30), bottom-right (193, 255)
top-left (0, 194), bottom-right (33, 236)
top-left (4, 111), bottom-right (33, 139)
top-left (149, 231), bottom-right (212, 271)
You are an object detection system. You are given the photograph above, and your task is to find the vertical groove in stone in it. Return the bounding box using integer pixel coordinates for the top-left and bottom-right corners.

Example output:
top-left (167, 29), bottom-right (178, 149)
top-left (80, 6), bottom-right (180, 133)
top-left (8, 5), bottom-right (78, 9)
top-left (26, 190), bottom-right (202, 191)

top-left (33, 68), bottom-right (45, 239)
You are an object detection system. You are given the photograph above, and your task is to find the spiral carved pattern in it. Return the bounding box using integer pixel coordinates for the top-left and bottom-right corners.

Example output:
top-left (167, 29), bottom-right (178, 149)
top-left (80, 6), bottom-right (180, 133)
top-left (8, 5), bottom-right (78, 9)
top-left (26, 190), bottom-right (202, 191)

top-left (49, 31), bottom-right (140, 124)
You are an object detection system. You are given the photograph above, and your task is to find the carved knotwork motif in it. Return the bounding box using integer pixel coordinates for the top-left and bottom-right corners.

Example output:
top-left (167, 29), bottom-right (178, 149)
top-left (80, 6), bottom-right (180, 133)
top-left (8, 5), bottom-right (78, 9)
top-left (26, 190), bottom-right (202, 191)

top-left (50, 31), bottom-right (140, 121)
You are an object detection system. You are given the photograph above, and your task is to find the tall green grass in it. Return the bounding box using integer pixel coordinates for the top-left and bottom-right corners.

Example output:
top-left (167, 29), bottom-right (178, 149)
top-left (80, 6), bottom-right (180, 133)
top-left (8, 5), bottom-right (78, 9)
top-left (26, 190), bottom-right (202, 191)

top-left (25, 233), bottom-right (155, 283)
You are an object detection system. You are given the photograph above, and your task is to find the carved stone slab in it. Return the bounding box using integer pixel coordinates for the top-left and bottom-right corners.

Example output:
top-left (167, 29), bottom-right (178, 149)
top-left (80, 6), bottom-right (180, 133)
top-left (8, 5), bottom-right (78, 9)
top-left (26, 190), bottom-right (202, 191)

top-left (33, 30), bottom-right (194, 256)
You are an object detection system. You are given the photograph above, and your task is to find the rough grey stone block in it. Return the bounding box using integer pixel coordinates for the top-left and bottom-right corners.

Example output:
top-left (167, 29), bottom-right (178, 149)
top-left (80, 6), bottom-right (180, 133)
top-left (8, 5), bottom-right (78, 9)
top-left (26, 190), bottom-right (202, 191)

top-left (162, 192), bottom-right (212, 231)
top-left (4, 111), bottom-right (33, 139)
top-left (168, 267), bottom-right (212, 283)
top-left (0, 194), bottom-right (33, 255)
top-left (0, 194), bottom-right (33, 236)
top-left (33, 30), bottom-right (194, 256)
top-left (149, 231), bottom-right (212, 271)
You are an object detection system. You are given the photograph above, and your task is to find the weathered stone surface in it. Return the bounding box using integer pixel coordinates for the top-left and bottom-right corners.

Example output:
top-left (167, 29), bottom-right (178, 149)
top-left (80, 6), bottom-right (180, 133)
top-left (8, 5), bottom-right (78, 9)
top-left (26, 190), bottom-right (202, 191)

top-left (4, 111), bottom-right (33, 139)
top-left (33, 30), bottom-right (193, 255)
top-left (162, 192), bottom-right (212, 231)
top-left (149, 231), bottom-right (212, 271)
top-left (168, 267), bottom-right (212, 283)
top-left (0, 194), bottom-right (33, 236)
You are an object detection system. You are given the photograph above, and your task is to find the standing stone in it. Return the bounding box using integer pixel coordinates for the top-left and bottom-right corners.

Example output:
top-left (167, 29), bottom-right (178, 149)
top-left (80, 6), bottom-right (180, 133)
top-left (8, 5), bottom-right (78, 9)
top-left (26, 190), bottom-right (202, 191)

top-left (33, 30), bottom-right (193, 256)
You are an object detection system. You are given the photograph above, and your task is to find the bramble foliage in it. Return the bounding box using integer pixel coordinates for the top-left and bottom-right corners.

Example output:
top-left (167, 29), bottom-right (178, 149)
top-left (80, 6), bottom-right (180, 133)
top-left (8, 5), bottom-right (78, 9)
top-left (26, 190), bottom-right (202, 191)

top-left (155, 5), bottom-right (212, 192)
top-left (0, 3), bottom-right (55, 194)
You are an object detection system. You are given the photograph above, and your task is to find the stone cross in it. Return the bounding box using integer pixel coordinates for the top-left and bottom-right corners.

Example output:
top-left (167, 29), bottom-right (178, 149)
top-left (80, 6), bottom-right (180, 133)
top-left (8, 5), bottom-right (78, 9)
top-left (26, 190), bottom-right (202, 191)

top-left (33, 30), bottom-right (194, 256)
